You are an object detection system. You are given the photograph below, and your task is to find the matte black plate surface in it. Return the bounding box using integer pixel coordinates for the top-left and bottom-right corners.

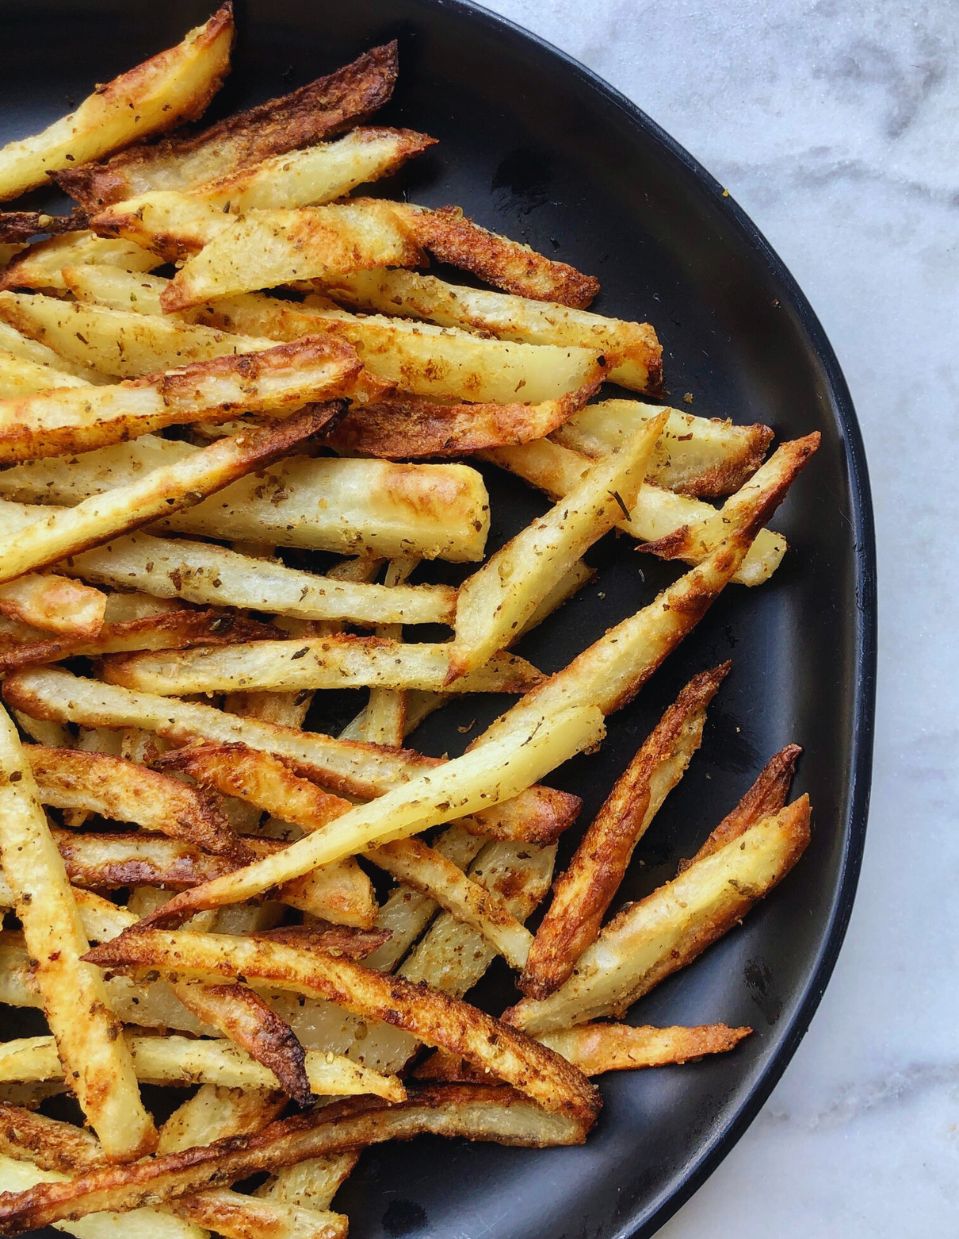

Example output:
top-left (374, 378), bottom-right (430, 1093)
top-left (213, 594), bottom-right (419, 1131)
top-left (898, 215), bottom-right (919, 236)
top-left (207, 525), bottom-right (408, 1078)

top-left (0, 2), bottom-right (876, 1236)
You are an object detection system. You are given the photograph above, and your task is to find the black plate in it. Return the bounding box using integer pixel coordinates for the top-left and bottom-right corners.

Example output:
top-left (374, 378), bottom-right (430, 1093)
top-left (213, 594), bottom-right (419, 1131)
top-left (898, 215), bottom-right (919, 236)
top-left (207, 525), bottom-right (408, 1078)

top-left (0, 2), bottom-right (876, 1236)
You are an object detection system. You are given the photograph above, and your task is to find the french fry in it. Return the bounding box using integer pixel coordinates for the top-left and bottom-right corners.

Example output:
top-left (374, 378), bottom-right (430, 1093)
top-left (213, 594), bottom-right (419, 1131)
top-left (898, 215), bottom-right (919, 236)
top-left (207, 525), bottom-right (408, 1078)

top-left (0, 5), bottom-right (234, 201)
top-left (92, 126), bottom-right (436, 250)
top-left (418, 1022), bottom-right (752, 1080)
top-left (84, 931), bottom-right (599, 1121)
top-left (175, 1191), bottom-right (348, 1239)
top-left (0, 1035), bottom-right (403, 1103)
top-left (102, 633), bottom-right (544, 696)
top-left (0, 320), bottom-right (104, 382)
top-left (0, 609), bottom-right (279, 674)
top-left (554, 398), bottom-right (773, 498)
top-left (158, 200), bottom-right (424, 310)
top-left (2, 668), bottom-right (582, 845)
top-left (0, 704), bottom-right (155, 1160)
top-left (506, 797), bottom-right (812, 1034)
top-left (389, 204), bottom-right (600, 308)
top-left (0, 231), bottom-right (156, 292)
top-left (59, 43), bottom-right (399, 208)
top-left (448, 412), bottom-right (666, 678)
top-left (0, 351), bottom-right (95, 398)
top-left (325, 266), bottom-right (663, 390)
top-left (35, 828), bottom-right (230, 892)
top-left (0, 439), bottom-right (491, 563)
top-left (157, 1087), bottom-right (285, 1157)
top-left (0, 404), bottom-right (340, 582)
top-left (0, 573), bottom-right (106, 636)
top-left (0, 291), bottom-right (276, 378)
top-left (0, 212), bottom-right (85, 244)
top-left (355, 555), bottom-right (414, 746)
top-left (474, 434), bottom-right (820, 746)
top-left (0, 335), bottom-right (359, 460)
top-left (26, 745), bottom-right (246, 861)
top-left (0, 1086), bottom-right (590, 1232)
top-left (485, 435), bottom-right (788, 586)
top-left (520, 663), bottom-right (729, 999)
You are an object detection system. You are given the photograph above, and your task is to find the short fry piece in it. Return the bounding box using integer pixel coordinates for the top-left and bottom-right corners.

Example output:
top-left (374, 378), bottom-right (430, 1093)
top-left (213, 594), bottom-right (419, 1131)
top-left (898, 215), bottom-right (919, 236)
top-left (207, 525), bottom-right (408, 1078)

top-left (449, 412), bottom-right (666, 678)
top-left (506, 797), bottom-right (812, 1034)
top-left (520, 663), bottom-right (729, 998)
top-left (0, 573), bottom-right (105, 636)
top-left (0, 5), bottom-right (234, 201)
top-left (0, 403), bottom-right (340, 583)
top-left (0, 704), bottom-right (155, 1159)
top-left (0, 231), bottom-right (156, 293)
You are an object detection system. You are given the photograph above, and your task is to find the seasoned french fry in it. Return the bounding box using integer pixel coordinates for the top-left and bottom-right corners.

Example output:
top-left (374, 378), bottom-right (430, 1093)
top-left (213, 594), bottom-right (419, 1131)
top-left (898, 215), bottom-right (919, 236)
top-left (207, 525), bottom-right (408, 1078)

top-left (0, 608), bottom-right (278, 674)
top-left (554, 398), bottom-right (773, 498)
top-left (0, 704), bottom-right (155, 1160)
top-left (507, 797), bottom-right (811, 1034)
top-left (158, 200), bottom-right (423, 310)
top-left (357, 555), bottom-right (414, 746)
top-left (0, 1035), bottom-right (403, 1102)
top-left (0, 231), bottom-right (156, 292)
top-left (485, 435), bottom-right (788, 586)
top-left (59, 43), bottom-right (399, 207)
top-left (0, 213), bottom-right (84, 245)
top-left (2, 668), bottom-right (582, 846)
top-left (0, 439), bottom-right (491, 562)
top-left (0, 404), bottom-right (340, 582)
top-left (325, 267), bottom-right (663, 390)
top-left (0, 573), bottom-right (105, 636)
top-left (84, 931), bottom-right (599, 1121)
top-left (0, 5), bottom-right (234, 201)
top-left (0, 335), bottom-right (359, 460)
top-left (156, 1087), bottom-right (285, 1157)
top-left (92, 126), bottom-right (436, 250)
top-left (102, 633), bottom-right (543, 696)
top-left (176, 1190), bottom-right (348, 1239)
top-left (448, 412), bottom-right (666, 678)
top-left (418, 1022), bottom-right (752, 1080)
top-left (389, 204), bottom-right (600, 308)
top-left (0, 351), bottom-right (94, 398)
top-left (519, 663), bottom-right (730, 998)
top-left (0, 320), bottom-right (104, 382)
top-left (0, 1086), bottom-right (590, 1232)
top-left (474, 435), bottom-right (820, 746)
top-left (26, 745), bottom-right (246, 861)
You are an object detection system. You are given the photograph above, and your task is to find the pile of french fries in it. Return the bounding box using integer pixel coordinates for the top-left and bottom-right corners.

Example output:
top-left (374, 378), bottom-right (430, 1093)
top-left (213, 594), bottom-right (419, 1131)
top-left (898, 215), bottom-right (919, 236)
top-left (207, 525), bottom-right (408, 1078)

top-left (0, 6), bottom-right (820, 1236)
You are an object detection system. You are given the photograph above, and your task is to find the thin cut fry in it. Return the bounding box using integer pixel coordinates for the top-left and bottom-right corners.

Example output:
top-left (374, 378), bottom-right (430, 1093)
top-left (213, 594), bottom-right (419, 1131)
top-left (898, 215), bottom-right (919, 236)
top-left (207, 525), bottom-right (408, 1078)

top-left (520, 663), bottom-right (729, 998)
top-left (0, 404), bottom-right (340, 582)
top-left (326, 267), bottom-right (662, 390)
top-left (448, 412), bottom-right (666, 678)
top-left (0, 573), bottom-right (106, 636)
top-left (0, 5), bottom-right (234, 200)
top-left (474, 434), bottom-right (820, 746)
top-left (59, 42), bottom-right (399, 207)
top-left (0, 704), bottom-right (155, 1160)
top-left (506, 797), bottom-right (812, 1034)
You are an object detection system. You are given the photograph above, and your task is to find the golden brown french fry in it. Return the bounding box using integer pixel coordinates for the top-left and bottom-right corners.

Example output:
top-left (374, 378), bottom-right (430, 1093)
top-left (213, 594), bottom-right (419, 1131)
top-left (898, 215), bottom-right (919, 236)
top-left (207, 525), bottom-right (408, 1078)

top-left (0, 335), bottom-right (359, 460)
top-left (0, 351), bottom-right (94, 398)
top-left (59, 43), bottom-right (399, 208)
top-left (0, 404), bottom-right (340, 582)
top-left (0, 438), bottom-right (491, 562)
top-left (554, 398), bottom-right (773, 498)
top-left (0, 1086), bottom-right (590, 1232)
top-left (92, 126), bottom-right (436, 250)
top-left (520, 663), bottom-right (730, 999)
top-left (389, 204), bottom-right (600, 308)
top-left (0, 573), bottom-right (105, 636)
top-left (0, 213), bottom-right (82, 244)
top-left (84, 931), bottom-right (599, 1121)
top-left (0, 704), bottom-right (155, 1160)
top-left (158, 200), bottom-right (423, 310)
top-left (448, 412), bottom-right (666, 678)
top-left (0, 231), bottom-right (156, 292)
top-left (26, 745), bottom-right (246, 861)
top-left (102, 634), bottom-right (543, 696)
top-left (0, 608), bottom-right (278, 674)
top-left (175, 1190), bottom-right (348, 1239)
top-left (474, 434), bottom-right (820, 747)
top-left (485, 435), bottom-right (787, 586)
top-left (157, 1087), bottom-right (285, 1157)
top-left (2, 667), bottom-right (582, 846)
top-left (325, 266), bottom-right (662, 390)
top-left (418, 1022), bottom-right (753, 1079)
top-left (0, 319), bottom-right (104, 382)
top-left (0, 6), bottom-right (234, 201)
top-left (507, 797), bottom-right (811, 1034)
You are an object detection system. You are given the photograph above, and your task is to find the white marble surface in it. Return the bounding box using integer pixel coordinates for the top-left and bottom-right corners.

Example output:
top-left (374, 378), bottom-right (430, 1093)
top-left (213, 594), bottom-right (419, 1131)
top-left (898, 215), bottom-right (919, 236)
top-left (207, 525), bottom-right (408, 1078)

top-left (481, 1), bottom-right (959, 1234)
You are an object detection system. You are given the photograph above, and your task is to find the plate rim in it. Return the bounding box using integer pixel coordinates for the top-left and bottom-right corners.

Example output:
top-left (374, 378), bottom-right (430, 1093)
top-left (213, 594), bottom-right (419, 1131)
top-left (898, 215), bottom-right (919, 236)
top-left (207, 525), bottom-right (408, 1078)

top-left (421, 1), bottom-right (878, 1233)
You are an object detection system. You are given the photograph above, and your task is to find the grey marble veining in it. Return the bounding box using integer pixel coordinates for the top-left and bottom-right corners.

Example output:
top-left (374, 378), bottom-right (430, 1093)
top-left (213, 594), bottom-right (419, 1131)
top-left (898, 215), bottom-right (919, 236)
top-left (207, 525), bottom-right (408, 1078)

top-left (481, 1), bottom-right (959, 1233)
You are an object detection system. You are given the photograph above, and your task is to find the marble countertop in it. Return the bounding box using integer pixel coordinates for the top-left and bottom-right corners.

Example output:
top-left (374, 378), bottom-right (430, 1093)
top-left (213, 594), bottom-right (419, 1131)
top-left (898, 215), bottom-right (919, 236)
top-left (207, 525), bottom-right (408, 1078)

top-left (481, 1), bottom-right (958, 1233)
